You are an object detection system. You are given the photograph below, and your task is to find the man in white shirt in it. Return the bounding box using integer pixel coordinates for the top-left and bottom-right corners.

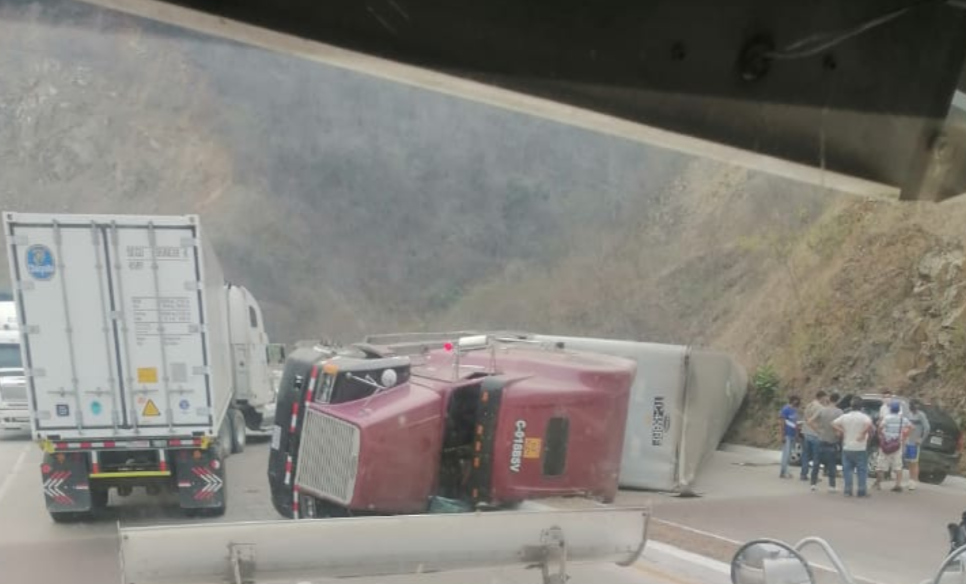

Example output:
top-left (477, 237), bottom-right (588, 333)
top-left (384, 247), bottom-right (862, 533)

top-left (833, 396), bottom-right (874, 498)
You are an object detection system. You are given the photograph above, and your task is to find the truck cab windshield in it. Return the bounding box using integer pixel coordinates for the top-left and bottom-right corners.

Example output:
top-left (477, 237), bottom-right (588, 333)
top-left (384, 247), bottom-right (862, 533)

top-left (0, 344), bottom-right (22, 369)
top-left (316, 367), bottom-right (409, 404)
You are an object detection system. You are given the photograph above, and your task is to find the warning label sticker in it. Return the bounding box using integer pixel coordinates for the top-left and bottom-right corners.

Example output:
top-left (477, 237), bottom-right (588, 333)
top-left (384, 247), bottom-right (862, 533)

top-left (137, 367), bottom-right (158, 384)
top-left (142, 399), bottom-right (161, 417)
top-left (523, 438), bottom-right (542, 459)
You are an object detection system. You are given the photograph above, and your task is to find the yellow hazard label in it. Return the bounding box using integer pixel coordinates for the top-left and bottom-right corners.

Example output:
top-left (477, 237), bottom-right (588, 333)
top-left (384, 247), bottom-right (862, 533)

top-left (142, 399), bottom-right (161, 417)
top-left (137, 367), bottom-right (158, 384)
top-left (523, 437), bottom-right (542, 459)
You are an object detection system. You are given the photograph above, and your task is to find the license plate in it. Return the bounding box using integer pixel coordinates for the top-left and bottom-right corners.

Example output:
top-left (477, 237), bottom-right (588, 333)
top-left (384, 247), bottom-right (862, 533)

top-left (270, 425), bottom-right (282, 450)
top-left (930, 436), bottom-right (944, 446)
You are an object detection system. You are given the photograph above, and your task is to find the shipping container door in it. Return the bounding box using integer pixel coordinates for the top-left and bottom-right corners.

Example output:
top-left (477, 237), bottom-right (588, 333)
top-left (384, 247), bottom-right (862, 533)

top-left (108, 224), bottom-right (212, 429)
top-left (8, 223), bottom-right (125, 432)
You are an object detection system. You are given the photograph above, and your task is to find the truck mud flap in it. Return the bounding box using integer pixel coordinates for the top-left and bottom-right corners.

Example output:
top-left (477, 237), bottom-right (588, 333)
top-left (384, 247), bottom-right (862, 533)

top-left (173, 448), bottom-right (225, 510)
top-left (41, 451), bottom-right (92, 513)
top-left (119, 506), bottom-right (650, 584)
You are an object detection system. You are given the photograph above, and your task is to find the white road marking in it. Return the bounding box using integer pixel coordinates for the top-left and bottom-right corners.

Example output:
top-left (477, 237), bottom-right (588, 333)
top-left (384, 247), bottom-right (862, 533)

top-left (0, 445), bottom-right (29, 505)
top-left (653, 518), bottom-right (743, 544)
top-left (654, 518), bottom-right (885, 584)
top-left (645, 541), bottom-right (731, 575)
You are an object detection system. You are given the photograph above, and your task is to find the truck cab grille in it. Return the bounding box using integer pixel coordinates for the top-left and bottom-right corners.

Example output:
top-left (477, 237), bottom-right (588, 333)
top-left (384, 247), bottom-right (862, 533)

top-left (294, 409), bottom-right (360, 505)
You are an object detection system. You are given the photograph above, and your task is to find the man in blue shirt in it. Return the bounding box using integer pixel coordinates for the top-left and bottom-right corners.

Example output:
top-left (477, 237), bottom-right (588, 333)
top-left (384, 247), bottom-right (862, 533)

top-left (780, 395), bottom-right (801, 479)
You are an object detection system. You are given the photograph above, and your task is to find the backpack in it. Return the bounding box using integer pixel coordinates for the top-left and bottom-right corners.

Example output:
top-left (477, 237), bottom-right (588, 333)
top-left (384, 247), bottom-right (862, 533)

top-left (879, 416), bottom-right (904, 454)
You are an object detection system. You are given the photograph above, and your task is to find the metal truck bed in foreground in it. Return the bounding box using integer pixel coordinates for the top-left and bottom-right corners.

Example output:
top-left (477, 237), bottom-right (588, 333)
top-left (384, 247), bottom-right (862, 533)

top-left (119, 507), bottom-right (649, 584)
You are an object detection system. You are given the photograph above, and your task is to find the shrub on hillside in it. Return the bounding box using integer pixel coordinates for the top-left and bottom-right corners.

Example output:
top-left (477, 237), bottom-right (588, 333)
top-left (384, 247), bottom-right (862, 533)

top-left (753, 362), bottom-right (781, 401)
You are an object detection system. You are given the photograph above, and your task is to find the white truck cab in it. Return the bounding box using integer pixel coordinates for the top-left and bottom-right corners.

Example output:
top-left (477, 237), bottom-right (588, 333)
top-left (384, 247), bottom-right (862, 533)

top-left (0, 300), bottom-right (28, 431)
top-left (225, 284), bottom-right (275, 430)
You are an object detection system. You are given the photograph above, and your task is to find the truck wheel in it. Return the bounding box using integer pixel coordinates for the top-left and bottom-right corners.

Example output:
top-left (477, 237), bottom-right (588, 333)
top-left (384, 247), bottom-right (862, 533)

top-left (230, 408), bottom-right (247, 454)
top-left (217, 414), bottom-right (233, 459)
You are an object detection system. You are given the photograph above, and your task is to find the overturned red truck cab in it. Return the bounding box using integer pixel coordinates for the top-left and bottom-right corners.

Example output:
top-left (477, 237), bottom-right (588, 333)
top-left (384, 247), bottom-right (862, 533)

top-left (268, 338), bottom-right (636, 518)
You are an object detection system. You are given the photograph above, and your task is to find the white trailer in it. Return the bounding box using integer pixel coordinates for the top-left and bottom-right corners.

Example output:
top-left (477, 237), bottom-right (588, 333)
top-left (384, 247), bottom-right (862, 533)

top-left (3, 211), bottom-right (275, 520)
top-left (523, 335), bottom-right (747, 493)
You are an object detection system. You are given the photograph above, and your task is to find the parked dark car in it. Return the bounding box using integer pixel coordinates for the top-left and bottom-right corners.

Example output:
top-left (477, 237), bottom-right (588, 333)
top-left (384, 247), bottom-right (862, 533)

top-left (790, 393), bottom-right (963, 484)
top-left (838, 393), bottom-right (963, 484)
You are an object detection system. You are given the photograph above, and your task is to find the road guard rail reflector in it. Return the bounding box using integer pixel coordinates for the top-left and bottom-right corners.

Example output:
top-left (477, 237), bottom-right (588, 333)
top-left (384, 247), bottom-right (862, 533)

top-left (118, 506), bottom-right (650, 584)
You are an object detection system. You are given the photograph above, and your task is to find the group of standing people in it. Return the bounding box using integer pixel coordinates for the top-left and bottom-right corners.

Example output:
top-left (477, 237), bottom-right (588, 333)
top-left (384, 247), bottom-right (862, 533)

top-left (779, 390), bottom-right (931, 497)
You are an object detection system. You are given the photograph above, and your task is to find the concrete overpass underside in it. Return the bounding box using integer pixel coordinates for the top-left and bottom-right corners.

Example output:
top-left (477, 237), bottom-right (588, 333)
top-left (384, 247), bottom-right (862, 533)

top-left (77, 0), bottom-right (966, 202)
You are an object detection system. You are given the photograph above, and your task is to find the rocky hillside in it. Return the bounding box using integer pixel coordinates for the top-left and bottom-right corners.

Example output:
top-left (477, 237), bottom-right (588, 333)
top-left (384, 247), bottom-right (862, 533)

top-left (3, 0), bottom-right (966, 446)
top-left (719, 199), bottom-right (966, 448)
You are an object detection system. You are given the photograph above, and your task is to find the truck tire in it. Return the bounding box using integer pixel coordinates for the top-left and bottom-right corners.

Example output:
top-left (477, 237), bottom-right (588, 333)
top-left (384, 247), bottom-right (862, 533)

top-left (217, 414), bottom-right (233, 459)
top-left (230, 408), bottom-right (247, 454)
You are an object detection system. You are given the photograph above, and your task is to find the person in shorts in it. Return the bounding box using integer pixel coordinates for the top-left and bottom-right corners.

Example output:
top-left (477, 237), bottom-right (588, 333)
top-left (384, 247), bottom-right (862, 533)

top-left (875, 400), bottom-right (911, 492)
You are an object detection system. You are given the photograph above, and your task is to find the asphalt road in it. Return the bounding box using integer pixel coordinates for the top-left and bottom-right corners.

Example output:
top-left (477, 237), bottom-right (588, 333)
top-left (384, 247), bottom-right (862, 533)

top-left (0, 431), bottom-right (959, 584)
top-left (622, 445), bottom-right (966, 584)
top-left (0, 430), bottom-right (730, 584)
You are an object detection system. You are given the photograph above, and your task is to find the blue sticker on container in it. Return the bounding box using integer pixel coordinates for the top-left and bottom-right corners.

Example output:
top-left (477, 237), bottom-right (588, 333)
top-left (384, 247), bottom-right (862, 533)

top-left (179, 399), bottom-right (190, 411)
top-left (91, 400), bottom-right (102, 415)
top-left (25, 245), bottom-right (55, 281)
top-left (55, 403), bottom-right (69, 417)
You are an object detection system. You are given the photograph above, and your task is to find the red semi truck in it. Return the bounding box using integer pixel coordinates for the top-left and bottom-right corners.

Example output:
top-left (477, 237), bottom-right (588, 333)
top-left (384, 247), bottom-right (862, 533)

top-left (268, 338), bottom-right (636, 518)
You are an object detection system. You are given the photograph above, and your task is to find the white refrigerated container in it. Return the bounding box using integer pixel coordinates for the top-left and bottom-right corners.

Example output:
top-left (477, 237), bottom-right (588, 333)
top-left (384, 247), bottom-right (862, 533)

top-left (3, 212), bottom-right (232, 441)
